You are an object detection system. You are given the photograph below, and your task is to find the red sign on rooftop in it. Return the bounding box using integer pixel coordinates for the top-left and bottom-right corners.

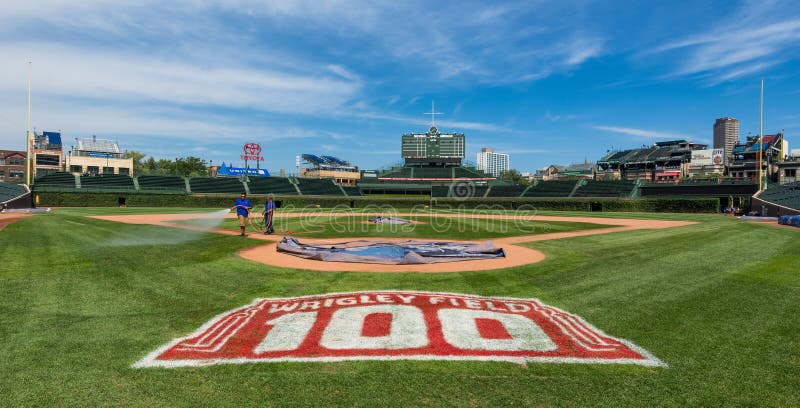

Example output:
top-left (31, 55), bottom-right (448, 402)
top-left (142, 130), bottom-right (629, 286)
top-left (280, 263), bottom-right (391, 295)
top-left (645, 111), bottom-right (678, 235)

top-left (241, 142), bottom-right (264, 161)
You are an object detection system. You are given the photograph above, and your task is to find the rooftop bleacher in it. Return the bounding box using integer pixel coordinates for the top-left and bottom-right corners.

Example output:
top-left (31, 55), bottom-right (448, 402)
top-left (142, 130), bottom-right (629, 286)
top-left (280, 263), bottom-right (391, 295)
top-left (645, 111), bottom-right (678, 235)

top-left (247, 177), bottom-right (299, 195)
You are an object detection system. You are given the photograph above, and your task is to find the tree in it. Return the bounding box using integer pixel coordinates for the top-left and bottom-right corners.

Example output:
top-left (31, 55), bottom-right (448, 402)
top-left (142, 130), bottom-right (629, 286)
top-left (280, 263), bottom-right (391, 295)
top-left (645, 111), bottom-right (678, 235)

top-left (123, 151), bottom-right (146, 175)
top-left (174, 156), bottom-right (208, 177)
top-left (498, 169), bottom-right (530, 185)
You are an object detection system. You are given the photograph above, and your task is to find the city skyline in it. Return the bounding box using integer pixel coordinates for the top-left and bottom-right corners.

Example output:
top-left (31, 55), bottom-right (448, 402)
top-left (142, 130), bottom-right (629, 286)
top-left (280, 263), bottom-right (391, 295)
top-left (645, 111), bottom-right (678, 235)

top-left (0, 1), bottom-right (798, 174)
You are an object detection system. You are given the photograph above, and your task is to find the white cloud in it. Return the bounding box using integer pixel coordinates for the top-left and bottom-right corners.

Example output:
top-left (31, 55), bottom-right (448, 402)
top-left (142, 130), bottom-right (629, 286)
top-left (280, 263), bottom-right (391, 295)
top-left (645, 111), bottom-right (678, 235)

top-left (0, 43), bottom-right (360, 115)
top-left (646, 2), bottom-right (800, 83)
top-left (592, 125), bottom-right (689, 140)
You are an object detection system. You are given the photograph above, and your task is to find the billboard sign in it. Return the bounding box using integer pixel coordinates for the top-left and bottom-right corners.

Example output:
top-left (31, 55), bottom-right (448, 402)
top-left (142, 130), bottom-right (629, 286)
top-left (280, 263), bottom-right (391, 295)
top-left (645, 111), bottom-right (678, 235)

top-left (217, 162), bottom-right (269, 177)
top-left (241, 142), bottom-right (264, 162)
top-left (691, 149), bottom-right (724, 166)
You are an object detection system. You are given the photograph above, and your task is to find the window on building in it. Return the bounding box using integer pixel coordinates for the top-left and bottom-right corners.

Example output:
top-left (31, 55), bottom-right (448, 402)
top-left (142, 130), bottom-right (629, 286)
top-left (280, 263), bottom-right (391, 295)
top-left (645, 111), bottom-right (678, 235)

top-left (70, 165), bottom-right (83, 173)
top-left (87, 166), bottom-right (99, 175)
top-left (8, 157), bottom-right (24, 166)
top-left (35, 154), bottom-right (60, 166)
top-left (786, 169), bottom-right (797, 178)
top-left (36, 168), bottom-right (57, 177)
top-left (9, 170), bottom-right (24, 178)
top-left (103, 167), bottom-right (114, 174)
top-left (0, 170), bottom-right (5, 177)
top-left (118, 167), bottom-right (130, 175)
top-left (0, 158), bottom-right (4, 165)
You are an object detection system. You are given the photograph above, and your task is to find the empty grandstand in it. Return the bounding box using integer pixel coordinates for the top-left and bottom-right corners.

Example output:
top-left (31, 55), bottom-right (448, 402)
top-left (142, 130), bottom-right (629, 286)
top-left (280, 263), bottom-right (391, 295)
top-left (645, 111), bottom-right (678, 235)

top-left (752, 181), bottom-right (800, 216)
top-left (300, 154), bottom-right (359, 186)
top-left (572, 180), bottom-right (638, 198)
top-left (189, 177), bottom-right (246, 194)
top-left (137, 175), bottom-right (187, 192)
top-left (0, 181), bottom-right (30, 209)
top-left (34, 172), bottom-right (77, 188)
top-left (295, 178), bottom-right (344, 196)
top-left (248, 177), bottom-right (299, 195)
top-left (80, 174), bottom-right (135, 190)
top-left (524, 181), bottom-right (579, 197)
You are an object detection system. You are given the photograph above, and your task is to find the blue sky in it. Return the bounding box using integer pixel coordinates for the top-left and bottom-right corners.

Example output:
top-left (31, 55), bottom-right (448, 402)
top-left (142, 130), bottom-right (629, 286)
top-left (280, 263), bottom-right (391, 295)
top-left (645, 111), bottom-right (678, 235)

top-left (1, 0), bottom-right (798, 174)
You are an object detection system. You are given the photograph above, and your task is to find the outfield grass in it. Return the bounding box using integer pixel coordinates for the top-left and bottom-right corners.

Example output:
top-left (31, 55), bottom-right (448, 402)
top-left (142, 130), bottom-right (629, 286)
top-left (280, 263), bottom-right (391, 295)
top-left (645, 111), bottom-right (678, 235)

top-left (1, 208), bottom-right (798, 406)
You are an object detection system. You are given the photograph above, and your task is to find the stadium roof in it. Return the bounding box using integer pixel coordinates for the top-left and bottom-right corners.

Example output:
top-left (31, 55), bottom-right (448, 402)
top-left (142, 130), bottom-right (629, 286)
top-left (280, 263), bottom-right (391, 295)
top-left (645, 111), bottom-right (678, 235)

top-left (302, 153), bottom-right (356, 170)
top-left (76, 138), bottom-right (120, 154)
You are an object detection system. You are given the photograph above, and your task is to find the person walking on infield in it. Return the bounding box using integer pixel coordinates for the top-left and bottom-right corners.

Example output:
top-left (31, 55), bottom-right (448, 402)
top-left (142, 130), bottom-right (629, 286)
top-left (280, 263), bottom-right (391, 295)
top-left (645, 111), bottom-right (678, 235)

top-left (231, 193), bottom-right (252, 236)
top-left (263, 197), bottom-right (275, 235)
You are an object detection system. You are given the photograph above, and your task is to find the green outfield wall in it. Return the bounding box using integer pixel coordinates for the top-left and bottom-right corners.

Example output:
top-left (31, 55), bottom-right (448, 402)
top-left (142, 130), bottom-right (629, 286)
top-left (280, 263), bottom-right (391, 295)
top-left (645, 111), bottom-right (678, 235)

top-left (34, 191), bottom-right (720, 213)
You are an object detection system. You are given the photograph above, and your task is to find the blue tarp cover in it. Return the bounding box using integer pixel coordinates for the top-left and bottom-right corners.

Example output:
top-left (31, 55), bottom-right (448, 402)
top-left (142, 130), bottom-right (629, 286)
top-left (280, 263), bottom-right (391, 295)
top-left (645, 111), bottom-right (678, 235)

top-left (277, 237), bottom-right (505, 264)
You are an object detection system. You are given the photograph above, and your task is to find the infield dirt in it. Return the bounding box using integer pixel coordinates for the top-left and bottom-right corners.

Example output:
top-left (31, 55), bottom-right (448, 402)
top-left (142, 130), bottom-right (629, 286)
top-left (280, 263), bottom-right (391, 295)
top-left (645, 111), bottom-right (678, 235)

top-left (91, 212), bottom-right (695, 273)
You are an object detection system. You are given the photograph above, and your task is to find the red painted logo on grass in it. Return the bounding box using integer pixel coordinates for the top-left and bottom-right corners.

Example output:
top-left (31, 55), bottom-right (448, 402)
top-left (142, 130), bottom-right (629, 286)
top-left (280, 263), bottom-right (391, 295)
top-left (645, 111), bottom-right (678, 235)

top-left (133, 291), bottom-right (664, 368)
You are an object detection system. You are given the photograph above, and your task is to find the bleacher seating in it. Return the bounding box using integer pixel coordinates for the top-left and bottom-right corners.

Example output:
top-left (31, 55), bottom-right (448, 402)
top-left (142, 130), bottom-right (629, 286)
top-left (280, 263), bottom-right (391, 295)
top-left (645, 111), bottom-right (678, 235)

top-left (486, 185), bottom-right (527, 197)
top-left (34, 172), bottom-right (76, 187)
top-left (453, 167), bottom-right (492, 178)
top-left (296, 178), bottom-right (344, 196)
top-left (378, 167), bottom-right (413, 178)
top-left (456, 186), bottom-right (488, 198)
top-left (247, 177), bottom-right (299, 195)
top-left (524, 181), bottom-right (578, 197)
top-left (413, 167), bottom-right (453, 179)
top-left (572, 180), bottom-right (637, 198)
top-left (341, 186), bottom-right (362, 196)
top-left (431, 186), bottom-right (450, 197)
top-left (758, 182), bottom-right (800, 211)
top-left (79, 174), bottom-right (135, 189)
top-left (137, 175), bottom-right (186, 191)
top-left (0, 182), bottom-right (27, 203)
top-left (189, 177), bottom-right (246, 193)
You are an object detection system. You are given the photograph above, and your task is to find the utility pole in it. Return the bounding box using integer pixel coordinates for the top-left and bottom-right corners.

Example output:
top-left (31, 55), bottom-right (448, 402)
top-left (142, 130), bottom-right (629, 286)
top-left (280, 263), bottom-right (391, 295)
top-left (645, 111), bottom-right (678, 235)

top-left (26, 62), bottom-right (32, 185)
top-left (758, 78), bottom-right (764, 191)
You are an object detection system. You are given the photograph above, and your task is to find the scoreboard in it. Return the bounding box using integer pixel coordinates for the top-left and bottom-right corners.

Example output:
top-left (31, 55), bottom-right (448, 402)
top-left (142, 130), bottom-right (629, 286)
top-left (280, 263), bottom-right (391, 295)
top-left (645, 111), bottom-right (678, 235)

top-left (401, 126), bottom-right (465, 159)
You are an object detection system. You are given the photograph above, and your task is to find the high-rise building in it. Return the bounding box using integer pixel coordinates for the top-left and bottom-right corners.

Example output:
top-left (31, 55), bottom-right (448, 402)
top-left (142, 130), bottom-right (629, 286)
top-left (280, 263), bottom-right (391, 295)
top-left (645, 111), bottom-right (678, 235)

top-left (713, 117), bottom-right (739, 164)
top-left (476, 147), bottom-right (509, 177)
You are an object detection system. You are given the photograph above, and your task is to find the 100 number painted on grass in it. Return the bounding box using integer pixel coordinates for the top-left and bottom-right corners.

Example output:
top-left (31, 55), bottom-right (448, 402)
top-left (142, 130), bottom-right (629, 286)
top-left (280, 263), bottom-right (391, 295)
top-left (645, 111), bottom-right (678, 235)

top-left (134, 291), bottom-right (664, 367)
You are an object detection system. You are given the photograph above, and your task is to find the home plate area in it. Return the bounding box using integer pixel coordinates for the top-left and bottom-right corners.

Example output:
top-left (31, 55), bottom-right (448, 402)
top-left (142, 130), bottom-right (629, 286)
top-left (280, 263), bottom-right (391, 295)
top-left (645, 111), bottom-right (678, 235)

top-left (134, 291), bottom-right (665, 368)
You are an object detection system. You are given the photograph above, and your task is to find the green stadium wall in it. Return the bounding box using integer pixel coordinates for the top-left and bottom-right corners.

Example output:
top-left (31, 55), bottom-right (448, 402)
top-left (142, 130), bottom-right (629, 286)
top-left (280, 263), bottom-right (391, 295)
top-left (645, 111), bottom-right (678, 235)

top-left (34, 191), bottom-right (720, 213)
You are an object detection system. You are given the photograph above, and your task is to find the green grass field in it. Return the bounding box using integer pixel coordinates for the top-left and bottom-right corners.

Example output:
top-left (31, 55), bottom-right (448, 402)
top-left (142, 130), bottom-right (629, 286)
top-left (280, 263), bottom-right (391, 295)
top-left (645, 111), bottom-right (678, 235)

top-left (1, 208), bottom-right (799, 406)
top-left (188, 213), bottom-right (608, 239)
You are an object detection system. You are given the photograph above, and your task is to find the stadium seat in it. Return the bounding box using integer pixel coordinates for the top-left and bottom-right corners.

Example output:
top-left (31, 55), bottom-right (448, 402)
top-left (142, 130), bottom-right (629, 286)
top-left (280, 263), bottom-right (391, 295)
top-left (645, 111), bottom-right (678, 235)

top-left (189, 177), bottom-right (246, 193)
top-left (524, 181), bottom-right (578, 197)
top-left (34, 172), bottom-right (77, 188)
top-left (0, 181), bottom-right (27, 203)
top-left (79, 174), bottom-right (135, 190)
top-left (341, 186), bottom-right (362, 196)
top-left (572, 180), bottom-right (637, 197)
top-left (247, 177), bottom-right (299, 195)
top-left (295, 178), bottom-right (345, 195)
top-left (137, 175), bottom-right (187, 192)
